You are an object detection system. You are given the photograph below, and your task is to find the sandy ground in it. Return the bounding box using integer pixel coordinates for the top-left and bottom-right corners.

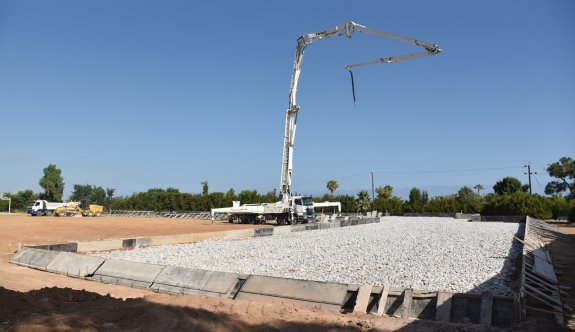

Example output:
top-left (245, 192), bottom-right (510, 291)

top-left (0, 213), bottom-right (564, 331)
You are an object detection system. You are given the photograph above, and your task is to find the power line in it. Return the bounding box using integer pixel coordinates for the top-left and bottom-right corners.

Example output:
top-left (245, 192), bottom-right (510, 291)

top-left (373, 165), bottom-right (524, 175)
top-left (292, 165), bottom-right (524, 186)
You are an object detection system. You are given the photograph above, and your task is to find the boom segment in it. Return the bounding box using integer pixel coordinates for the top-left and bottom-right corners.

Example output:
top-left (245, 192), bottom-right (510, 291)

top-left (280, 22), bottom-right (441, 209)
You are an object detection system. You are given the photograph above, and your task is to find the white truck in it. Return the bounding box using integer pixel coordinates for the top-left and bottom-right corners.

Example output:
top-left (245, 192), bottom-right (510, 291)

top-left (27, 200), bottom-right (78, 216)
top-left (212, 22), bottom-right (440, 225)
top-left (212, 197), bottom-right (314, 225)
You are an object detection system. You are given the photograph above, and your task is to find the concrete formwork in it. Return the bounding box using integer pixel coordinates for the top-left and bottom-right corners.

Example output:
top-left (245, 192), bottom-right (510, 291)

top-left (10, 216), bottom-right (564, 328)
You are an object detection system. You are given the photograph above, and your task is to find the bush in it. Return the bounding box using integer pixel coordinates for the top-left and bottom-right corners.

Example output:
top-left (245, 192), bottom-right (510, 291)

top-left (372, 197), bottom-right (405, 215)
top-left (545, 195), bottom-right (572, 220)
top-left (481, 192), bottom-right (552, 219)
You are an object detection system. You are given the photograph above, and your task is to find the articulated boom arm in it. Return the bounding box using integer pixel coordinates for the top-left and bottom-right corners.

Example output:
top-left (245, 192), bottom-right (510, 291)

top-left (280, 22), bottom-right (441, 206)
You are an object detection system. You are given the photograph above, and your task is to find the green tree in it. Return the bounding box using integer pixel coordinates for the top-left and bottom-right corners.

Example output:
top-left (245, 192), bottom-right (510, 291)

top-left (376, 185), bottom-right (393, 199)
top-left (1, 190), bottom-right (38, 212)
top-left (326, 180), bottom-right (339, 194)
top-left (493, 177), bottom-right (523, 195)
top-left (407, 187), bottom-right (428, 212)
top-left (201, 181), bottom-right (209, 196)
top-left (356, 190), bottom-right (371, 213)
top-left (482, 191), bottom-right (552, 219)
top-left (238, 190), bottom-right (258, 204)
top-left (38, 164), bottom-right (64, 201)
top-left (545, 157), bottom-right (575, 199)
top-left (70, 184), bottom-right (108, 206)
top-left (427, 195), bottom-right (459, 213)
top-left (372, 196), bottom-right (404, 214)
top-left (106, 188), bottom-right (115, 208)
top-left (457, 186), bottom-right (482, 213)
top-left (473, 184), bottom-right (484, 195)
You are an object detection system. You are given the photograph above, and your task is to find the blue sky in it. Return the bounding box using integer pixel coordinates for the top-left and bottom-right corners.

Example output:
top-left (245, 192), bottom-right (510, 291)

top-left (1, 1), bottom-right (573, 199)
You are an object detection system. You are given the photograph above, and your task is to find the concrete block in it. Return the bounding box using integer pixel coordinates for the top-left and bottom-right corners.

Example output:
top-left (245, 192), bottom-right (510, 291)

top-left (122, 238), bottom-right (136, 248)
top-left (305, 224), bottom-right (319, 231)
top-left (376, 284), bottom-right (390, 316)
top-left (402, 289), bottom-right (413, 319)
top-left (10, 248), bottom-right (60, 270)
top-left (135, 237), bottom-right (153, 248)
top-left (254, 227), bottom-right (273, 237)
top-left (46, 252), bottom-right (105, 277)
top-left (435, 291), bottom-right (453, 322)
top-left (354, 284), bottom-right (373, 314)
top-left (451, 296), bottom-right (481, 324)
top-left (290, 225), bottom-right (306, 233)
top-left (235, 275), bottom-right (348, 311)
top-left (29, 243), bottom-right (78, 252)
top-left (410, 297), bottom-right (437, 320)
top-left (480, 291), bottom-right (493, 325)
top-left (151, 267), bottom-right (239, 297)
top-left (492, 298), bottom-right (514, 328)
top-left (90, 259), bottom-right (164, 289)
top-left (76, 239), bottom-right (123, 252)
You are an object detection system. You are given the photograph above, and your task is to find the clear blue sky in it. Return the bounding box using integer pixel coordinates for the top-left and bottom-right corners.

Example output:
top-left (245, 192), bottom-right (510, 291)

top-left (1, 1), bottom-right (573, 199)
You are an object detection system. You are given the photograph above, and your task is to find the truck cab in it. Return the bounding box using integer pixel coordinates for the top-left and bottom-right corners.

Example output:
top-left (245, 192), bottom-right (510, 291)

top-left (27, 200), bottom-right (46, 216)
top-left (291, 195), bottom-right (314, 223)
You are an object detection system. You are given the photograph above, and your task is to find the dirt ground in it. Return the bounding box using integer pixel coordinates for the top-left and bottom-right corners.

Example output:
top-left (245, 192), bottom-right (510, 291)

top-left (0, 214), bottom-right (567, 331)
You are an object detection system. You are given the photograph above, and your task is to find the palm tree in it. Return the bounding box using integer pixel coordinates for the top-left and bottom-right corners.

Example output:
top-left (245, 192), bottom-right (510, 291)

top-left (473, 184), bottom-right (484, 195)
top-left (326, 180), bottom-right (339, 194)
top-left (357, 190), bottom-right (371, 213)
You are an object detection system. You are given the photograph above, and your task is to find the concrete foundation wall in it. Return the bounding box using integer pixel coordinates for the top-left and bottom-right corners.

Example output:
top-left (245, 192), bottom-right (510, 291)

top-left (10, 216), bottom-right (526, 328)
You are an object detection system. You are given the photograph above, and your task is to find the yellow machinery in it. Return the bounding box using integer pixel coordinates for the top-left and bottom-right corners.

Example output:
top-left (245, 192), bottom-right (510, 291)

top-left (54, 201), bottom-right (103, 217)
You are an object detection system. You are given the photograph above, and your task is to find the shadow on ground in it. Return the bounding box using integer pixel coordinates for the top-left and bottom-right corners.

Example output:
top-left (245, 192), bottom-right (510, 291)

top-left (0, 285), bottom-right (536, 332)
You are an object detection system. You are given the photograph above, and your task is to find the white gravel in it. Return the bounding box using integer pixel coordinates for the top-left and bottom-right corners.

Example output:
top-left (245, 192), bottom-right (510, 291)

top-left (90, 217), bottom-right (523, 295)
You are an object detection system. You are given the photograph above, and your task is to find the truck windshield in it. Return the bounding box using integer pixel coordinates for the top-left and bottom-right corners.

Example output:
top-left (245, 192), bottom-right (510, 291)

top-left (27, 201), bottom-right (35, 208)
top-left (301, 197), bottom-right (313, 206)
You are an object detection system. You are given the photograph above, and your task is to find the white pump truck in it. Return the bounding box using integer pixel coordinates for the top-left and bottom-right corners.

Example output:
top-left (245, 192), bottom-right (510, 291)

top-left (212, 22), bottom-right (441, 225)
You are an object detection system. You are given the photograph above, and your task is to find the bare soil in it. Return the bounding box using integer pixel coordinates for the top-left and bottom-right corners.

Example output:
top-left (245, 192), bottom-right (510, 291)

top-left (0, 214), bottom-right (560, 331)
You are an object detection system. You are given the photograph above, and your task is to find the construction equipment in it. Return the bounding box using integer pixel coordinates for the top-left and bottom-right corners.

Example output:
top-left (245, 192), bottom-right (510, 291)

top-left (54, 200), bottom-right (103, 217)
top-left (213, 22), bottom-right (441, 225)
top-left (280, 22), bottom-right (441, 217)
top-left (28, 200), bottom-right (77, 216)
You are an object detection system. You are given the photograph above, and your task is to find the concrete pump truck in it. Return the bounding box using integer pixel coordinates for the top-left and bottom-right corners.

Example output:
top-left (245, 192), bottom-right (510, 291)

top-left (212, 22), bottom-right (441, 225)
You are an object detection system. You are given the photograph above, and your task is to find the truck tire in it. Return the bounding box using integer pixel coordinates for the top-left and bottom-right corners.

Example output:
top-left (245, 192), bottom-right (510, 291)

top-left (276, 217), bottom-right (286, 226)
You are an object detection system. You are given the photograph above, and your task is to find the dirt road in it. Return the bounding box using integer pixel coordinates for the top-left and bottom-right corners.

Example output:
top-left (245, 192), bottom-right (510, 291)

top-left (0, 214), bottom-right (550, 331)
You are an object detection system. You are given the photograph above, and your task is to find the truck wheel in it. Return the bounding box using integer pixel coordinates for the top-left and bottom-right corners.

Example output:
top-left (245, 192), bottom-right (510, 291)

top-left (290, 216), bottom-right (298, 225)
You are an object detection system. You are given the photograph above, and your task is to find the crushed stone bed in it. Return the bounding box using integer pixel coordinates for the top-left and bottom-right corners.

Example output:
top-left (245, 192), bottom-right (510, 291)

top-left (90, 217), bottom-right (523, 295)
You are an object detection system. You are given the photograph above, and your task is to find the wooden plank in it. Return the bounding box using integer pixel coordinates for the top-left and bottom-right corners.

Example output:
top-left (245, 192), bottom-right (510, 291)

top-left (524, 283), bottom-right (562, 306)
top-left (435, 291), bottom-right (452, 322)
top-left (353, 284), bottom-right (373, 314)
top-left (552, 291), bottom-right (565, 327)
top-left (480, 291), bottom-right (493, 325)
top-left (513, 292), bottom-right (521, 325)
top-left (402, 288), bottom-right (413, 320)
top-left (376, 283), bottom-right (389, 316)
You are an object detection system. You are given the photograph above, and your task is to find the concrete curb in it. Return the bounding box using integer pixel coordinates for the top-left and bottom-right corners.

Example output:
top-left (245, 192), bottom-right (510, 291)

top-left (9, 246), bottom-right (517, 328)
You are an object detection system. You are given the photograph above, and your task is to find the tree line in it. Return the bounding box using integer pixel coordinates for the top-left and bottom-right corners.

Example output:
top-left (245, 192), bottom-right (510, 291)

top-left (2, 157), bottom-right (574, 221)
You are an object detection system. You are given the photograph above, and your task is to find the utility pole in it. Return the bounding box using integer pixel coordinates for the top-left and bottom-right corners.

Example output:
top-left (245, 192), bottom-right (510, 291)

top-left (370, 172), bottom-right (375, 201)
top-left (524, 163), bottom-right (537, 195)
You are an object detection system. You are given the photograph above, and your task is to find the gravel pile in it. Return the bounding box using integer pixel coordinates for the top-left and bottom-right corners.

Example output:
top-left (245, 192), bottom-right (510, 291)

top-left (90, 217), bottom-right (523, 295)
